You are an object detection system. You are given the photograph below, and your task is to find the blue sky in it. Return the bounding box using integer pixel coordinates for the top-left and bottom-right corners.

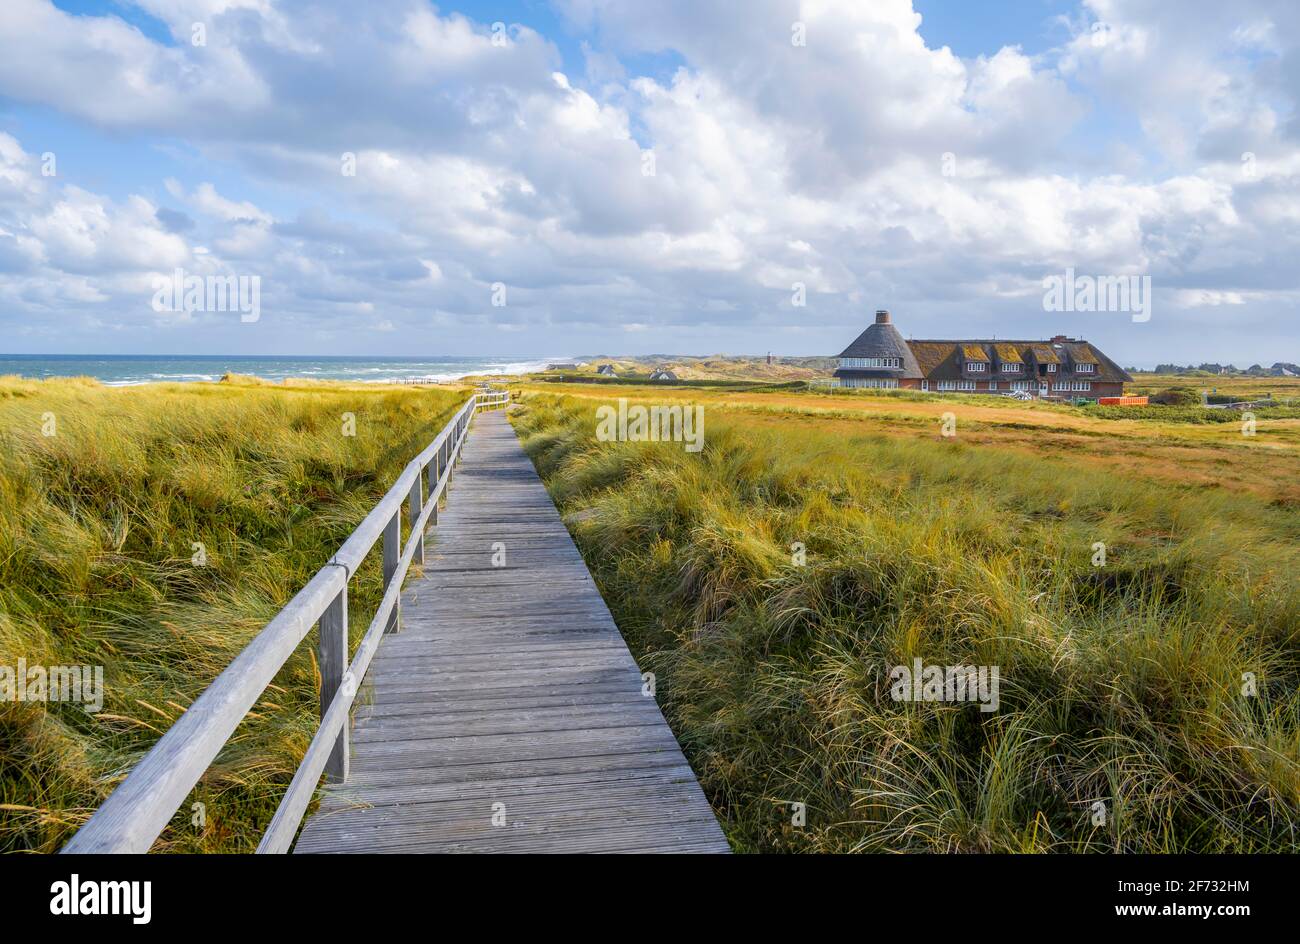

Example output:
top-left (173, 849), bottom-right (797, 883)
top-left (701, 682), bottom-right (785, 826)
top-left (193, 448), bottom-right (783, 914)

top-left (0, 0), bottom-right (1296, 365)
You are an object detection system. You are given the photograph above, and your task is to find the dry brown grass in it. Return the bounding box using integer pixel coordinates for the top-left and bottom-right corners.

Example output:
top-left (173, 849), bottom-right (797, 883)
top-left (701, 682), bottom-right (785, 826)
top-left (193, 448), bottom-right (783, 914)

top-left (512, 380), bottom-right (1300, 505)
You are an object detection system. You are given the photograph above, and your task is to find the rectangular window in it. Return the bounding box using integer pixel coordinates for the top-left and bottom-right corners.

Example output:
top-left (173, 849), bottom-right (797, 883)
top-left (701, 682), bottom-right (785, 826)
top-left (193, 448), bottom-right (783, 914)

top-left (1054, 381), bottom-right (1092, 392)
top-left (966, 361), bottom-right (987, 372)
top-left (1011, 380), bottom-right (1035, 391)
top-left (1000, 362), bottom-right (1021, 372)
top-left (940, 380), bottom-right (977, 391)
top-left (1047, 363), bottom-right (1057, 372)
top-left (1075, 363), bottom-right (1095, 372)
top-left (842, 378), bottom-right (899, 388)
top-left (988, 381), bottom-right (997, 391)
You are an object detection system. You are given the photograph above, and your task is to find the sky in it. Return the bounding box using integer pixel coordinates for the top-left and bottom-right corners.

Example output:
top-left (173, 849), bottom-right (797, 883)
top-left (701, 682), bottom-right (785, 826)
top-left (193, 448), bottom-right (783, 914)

top-left (0, 1), bottom-right (1296, 366)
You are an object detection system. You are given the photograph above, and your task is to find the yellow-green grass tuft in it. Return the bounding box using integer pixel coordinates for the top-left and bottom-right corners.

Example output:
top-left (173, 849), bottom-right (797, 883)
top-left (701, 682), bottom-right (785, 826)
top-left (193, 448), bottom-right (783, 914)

top-left (0, 378), bottom-right (464, 852)
top-left (513, 392), bottom-right (1300, 853)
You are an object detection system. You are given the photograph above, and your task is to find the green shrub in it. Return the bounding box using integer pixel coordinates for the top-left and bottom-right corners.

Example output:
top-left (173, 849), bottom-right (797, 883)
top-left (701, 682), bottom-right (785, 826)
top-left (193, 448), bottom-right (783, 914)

top-left (1150, 387), bottom-right (1200, 406)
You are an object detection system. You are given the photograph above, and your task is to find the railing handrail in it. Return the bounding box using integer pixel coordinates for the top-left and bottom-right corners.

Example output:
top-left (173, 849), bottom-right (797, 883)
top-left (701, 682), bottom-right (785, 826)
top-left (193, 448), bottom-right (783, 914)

top-left (63, 390), bottom-right (510, 854)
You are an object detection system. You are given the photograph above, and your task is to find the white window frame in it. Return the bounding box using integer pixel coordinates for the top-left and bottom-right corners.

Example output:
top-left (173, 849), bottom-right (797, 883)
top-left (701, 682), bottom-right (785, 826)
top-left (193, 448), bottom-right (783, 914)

top-left (841, 378), bottom-right (899, 389)
top-left (966, 361), bottom-right (987, 372)
top-left (839, 356), bottom-right (902, 369)
top-left (1047, 363), bottom-right (1057, 373)
top-left (1075, 363), bottom-right (1095, 373)
top-left (1000, 362), bottom-right (1022, 372)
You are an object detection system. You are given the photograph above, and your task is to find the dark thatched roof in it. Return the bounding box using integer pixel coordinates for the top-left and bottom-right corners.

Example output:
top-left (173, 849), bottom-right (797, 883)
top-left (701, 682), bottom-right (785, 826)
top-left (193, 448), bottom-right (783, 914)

top-left (834, 312), bottom-right (1131, 385)
top-left (906, 340), bottom-right (1131, 383)
top-left (834, 312), bottom-right (923, 380)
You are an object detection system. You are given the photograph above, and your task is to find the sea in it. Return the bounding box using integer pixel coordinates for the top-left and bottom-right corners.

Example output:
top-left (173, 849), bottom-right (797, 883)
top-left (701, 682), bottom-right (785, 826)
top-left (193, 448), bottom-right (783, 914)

top-left (0, 354), bottom-right (567, 386)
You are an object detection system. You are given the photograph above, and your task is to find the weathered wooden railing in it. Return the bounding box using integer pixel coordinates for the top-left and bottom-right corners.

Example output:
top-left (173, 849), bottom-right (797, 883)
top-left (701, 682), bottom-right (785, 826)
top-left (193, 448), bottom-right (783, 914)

top-left (63, 390), bottom-right (511, 854)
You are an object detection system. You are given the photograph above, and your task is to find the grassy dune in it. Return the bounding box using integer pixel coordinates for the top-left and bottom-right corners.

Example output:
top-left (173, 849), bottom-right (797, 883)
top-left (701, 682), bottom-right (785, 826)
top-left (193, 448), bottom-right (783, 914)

top-left (0, 377), bottom-right (464, 852)
top-left (510, 390), bottom-right (1300, 852)
top-left (509, 381), bottom-right (1300, 504)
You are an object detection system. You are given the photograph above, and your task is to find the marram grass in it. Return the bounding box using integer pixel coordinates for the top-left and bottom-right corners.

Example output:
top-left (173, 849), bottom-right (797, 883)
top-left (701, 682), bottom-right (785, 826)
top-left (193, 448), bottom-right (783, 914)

top-left (0, 377), bottom-right (464, 852)
top-left (511, 393), bottom-right (1300, 853)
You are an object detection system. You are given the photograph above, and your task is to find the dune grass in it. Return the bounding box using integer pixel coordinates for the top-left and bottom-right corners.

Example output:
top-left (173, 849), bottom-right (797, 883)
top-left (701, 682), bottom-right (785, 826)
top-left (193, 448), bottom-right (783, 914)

top-left (510, 392), bottom-right (1300, 852)
top-left (0, 377), bottom-right (464, 852)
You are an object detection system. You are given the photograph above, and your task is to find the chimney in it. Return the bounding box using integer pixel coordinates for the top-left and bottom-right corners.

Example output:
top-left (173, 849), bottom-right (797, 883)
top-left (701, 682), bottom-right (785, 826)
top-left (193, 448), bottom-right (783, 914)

top-left (875, 309), bottom-right (891, 325)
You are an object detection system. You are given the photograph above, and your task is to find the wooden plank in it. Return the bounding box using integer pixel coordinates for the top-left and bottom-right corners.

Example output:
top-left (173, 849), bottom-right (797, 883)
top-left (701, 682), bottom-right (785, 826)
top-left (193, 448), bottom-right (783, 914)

top-left (294, 411), bottom-right (728, 854)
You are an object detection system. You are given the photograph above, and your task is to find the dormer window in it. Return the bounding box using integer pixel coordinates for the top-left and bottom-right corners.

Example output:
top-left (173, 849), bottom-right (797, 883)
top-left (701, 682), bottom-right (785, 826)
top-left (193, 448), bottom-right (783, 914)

top-left (966, 362), bottom-right (987, 372)
top-left (1000, 362), bottom-right (1021, 372)
top-left (1047, 363), bottom-right (1057, 372)
top-left (1076, 363), bottom-right (1095, 373)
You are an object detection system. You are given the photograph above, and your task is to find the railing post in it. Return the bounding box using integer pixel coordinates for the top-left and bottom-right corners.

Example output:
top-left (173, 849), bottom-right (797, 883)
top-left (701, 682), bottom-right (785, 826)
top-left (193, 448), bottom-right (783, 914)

top-left (383, 510), bottom-right (400, 633)
top-left (409, 474), bottom-right (424, 565)
top-left (318, 584), bottom-right (349, 783)
top-left (427, 455), bottom-right (439, 525)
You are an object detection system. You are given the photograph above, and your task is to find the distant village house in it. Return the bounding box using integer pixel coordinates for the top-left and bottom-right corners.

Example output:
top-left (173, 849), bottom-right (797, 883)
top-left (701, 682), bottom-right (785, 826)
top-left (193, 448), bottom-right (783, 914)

top-left (596, 364), bottom-right (617, 376)
top-left (833, 310), bottom-right (1131, 400)
top-left (649, 368), bottom-right (678, 381)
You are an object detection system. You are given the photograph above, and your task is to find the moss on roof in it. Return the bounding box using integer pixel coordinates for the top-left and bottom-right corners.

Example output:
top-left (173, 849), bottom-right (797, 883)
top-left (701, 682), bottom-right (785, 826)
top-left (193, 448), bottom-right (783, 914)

top-left (908, 342), bottom-right (960, 376)
top-left (861, 334), bottom-right (1131, 384)
top-left (1067, 343), bottom-right (1099, 364)
top-left (962, 344), bottom-right (990, 360)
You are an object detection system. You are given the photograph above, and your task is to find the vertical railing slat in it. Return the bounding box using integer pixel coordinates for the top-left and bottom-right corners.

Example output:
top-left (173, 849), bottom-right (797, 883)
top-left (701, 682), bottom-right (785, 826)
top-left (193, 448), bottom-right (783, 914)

top-left (318, 585), bottom-right (349, 783)
top-left (409, 476), bottom-right (424, 566)
top-left (428, 453), bottom-right (439, 525)
top-left (382, 511), bottom-right (400, 633)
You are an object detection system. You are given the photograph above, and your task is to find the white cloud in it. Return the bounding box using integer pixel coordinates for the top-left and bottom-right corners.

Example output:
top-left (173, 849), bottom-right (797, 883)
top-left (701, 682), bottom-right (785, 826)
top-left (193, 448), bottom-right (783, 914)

top-left (0, 0), bottom-right (1293, 362)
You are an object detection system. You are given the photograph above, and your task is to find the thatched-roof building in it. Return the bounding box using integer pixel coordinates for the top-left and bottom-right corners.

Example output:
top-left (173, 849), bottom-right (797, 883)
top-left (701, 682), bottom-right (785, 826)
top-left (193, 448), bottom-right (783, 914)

top-left (834, 310), bottom-right (1130, 399)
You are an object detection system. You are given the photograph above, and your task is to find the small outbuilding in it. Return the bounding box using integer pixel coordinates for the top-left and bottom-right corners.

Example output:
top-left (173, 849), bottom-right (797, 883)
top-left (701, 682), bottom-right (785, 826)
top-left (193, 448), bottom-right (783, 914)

top-left (596, 364), bottom-right (617, 376)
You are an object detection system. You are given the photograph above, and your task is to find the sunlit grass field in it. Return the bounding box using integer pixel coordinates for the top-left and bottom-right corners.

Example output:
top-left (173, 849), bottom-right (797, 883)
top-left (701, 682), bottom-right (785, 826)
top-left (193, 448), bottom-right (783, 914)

top-left (4, 372), bottom-right (1296, 854)
top-left (510, 385), bottom-right (1300, 852)
top-left (0, 376), bottom-right (464, 852)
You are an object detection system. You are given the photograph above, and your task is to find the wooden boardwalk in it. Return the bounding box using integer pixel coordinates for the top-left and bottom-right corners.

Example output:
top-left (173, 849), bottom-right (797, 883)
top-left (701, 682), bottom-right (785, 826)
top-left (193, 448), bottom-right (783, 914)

top-left (293, 411), bottom-right (729, 853)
